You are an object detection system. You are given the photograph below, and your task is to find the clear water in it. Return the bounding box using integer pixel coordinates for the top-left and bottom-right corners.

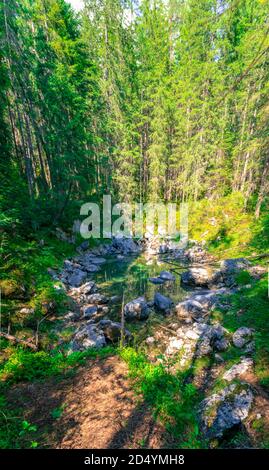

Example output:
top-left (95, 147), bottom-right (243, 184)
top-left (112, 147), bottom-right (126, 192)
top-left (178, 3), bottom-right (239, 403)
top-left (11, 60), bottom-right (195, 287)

top-left (93, 253), bottom-right (192, 323)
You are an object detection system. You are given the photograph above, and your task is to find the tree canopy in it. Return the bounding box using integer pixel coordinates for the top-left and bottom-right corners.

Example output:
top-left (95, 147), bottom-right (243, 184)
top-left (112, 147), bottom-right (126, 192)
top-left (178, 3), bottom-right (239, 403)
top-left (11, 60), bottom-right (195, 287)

top-left (0, 0), bottom-right (269, 232)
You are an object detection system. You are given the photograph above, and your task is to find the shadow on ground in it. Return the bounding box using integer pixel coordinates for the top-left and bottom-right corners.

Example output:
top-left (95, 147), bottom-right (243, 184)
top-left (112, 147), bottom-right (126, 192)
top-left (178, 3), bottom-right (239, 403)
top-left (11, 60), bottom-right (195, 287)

top-left (7, 355), bottom-right (166, 449)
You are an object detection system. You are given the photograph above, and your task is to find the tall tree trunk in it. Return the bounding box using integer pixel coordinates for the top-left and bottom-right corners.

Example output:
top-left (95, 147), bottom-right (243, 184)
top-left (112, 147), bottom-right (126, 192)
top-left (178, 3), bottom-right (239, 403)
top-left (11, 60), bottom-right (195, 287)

top-left (255, 157), bottom-right (269, 218)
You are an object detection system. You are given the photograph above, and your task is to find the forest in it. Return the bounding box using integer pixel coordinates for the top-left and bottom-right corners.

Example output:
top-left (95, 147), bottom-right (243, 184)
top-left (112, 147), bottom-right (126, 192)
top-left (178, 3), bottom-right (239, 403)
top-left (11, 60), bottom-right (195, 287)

top-left (0, 0), bottom-right (269, 453)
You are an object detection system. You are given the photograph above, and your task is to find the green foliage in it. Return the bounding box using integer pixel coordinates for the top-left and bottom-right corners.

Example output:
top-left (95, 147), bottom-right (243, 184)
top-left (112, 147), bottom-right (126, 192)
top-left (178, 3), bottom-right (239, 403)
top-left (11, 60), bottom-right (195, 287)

top-left (234, 270), bottom-right (253, 286)
top-left (120, 347), bottom-right (204, 448)
top-left (0, 346), bottom-right (115, 385)
top-left (2, 0), bottom-right (268, 214)
top-left (0, 395), bottom-right (39, 449)
top-left (188, 193), bottom-right (254, 256)
top-left (0, 0), bottom-right (269, 451)
top-left (0, 233), bottom-right (74, 342)
top-left (51, 405), bottom-right (66, 420)
top-left (220, 277), bottom-right (269, 390)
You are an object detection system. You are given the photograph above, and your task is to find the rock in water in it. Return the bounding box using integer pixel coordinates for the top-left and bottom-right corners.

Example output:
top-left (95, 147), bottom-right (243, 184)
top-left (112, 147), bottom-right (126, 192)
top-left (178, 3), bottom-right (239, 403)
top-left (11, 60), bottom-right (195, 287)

top-left (98, 319), bottom-right (132, 343)
top-left (77, 253), bottom-right (106, 271)
top-left (124, 297), bottom-right (150, 320)
top-left (84, 264), bottom-right (101, 273)
top-left (149, 277), bottom-right (165, 285)
top-left (154, 293), bottom-right (173, 312)
top-left (159, 271), bottom-right (176, 281)
top-left (181, 267), bottom-right (221, 288)
top-left (200, 383), bottom-right (253, 439)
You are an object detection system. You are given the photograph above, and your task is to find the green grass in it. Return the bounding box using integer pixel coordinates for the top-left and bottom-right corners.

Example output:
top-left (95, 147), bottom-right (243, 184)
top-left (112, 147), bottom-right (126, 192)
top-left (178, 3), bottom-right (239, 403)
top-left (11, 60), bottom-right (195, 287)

top-left (120, 347), bottom-right (205, 448)
top-left (0, 346), bottom-right (115, 385)
top-left (212, 277), bottom-right (269, 391)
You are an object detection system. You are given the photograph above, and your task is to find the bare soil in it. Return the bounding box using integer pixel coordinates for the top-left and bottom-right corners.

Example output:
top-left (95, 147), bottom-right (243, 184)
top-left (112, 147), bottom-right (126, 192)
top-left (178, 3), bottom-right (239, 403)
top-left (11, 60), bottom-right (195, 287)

top-left (8, 356), bottom-right (166, 449)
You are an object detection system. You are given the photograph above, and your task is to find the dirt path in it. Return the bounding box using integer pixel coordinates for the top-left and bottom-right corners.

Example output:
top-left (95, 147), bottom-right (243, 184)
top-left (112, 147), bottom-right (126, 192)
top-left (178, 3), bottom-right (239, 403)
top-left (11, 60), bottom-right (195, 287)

top-left (8, 356), bottom-right (165, 449)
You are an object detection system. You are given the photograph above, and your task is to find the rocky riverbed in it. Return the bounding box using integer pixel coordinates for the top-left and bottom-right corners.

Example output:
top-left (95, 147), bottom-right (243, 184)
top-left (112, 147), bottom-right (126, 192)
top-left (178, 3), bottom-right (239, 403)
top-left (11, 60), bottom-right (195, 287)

top-left (48, 236), bottom-right (267, 443)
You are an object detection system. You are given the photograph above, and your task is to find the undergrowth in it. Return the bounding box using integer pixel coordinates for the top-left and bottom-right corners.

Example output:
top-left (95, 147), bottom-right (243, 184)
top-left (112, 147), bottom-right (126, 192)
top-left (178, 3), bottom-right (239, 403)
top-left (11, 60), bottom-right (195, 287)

top-left (120, 347), bottom-right (205, 448)
top-left (0, 346), bottom-right (115, 385)
top-left (220, 278), bottom-right (269, 390)
top-left (189, 193), bottom-right (269, 259)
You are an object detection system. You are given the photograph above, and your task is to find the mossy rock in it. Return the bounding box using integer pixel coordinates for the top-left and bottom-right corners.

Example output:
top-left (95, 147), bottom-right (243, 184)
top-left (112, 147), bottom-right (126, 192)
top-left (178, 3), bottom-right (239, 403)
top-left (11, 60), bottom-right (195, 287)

top-left (200, 382), bottom-right (253, 439)
top-left (0, 279), bottom-right (24, 299)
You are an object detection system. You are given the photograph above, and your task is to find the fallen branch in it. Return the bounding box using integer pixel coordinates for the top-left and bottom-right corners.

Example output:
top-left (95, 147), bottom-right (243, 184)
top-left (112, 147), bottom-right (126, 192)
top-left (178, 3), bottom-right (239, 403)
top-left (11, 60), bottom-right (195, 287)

top-left (159, 258), bottom-right (218, 269)
top-left (245, 252), bottom-right (269, 261)
top-left (147, 319), bottom-right (178, 336)
top-left (0, 332), bottom-right (38, 350)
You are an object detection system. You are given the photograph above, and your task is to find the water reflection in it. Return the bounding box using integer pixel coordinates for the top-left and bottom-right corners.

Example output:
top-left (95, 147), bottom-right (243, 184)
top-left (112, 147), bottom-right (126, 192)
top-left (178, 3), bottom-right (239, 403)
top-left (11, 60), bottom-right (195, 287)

top-left (93, 254), bottom-right (189, 313)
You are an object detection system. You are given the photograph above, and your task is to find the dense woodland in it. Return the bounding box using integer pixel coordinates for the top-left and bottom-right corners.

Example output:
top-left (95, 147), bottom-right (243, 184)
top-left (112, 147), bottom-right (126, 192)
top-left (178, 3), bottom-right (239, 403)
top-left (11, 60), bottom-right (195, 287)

top-left (1, 0), bottom-right (269, 451)
top-left (0, 0), bottom-right (269, 232)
